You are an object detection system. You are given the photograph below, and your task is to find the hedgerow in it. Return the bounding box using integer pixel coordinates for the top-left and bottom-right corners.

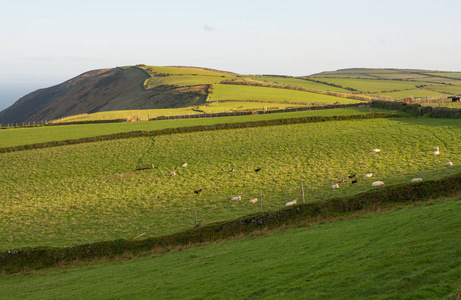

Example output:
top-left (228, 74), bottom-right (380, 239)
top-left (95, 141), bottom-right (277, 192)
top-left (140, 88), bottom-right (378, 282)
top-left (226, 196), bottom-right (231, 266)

top-left (1, 172), bottom-right (459, 273)
top-left (0, 112), bottom-right (398, 154)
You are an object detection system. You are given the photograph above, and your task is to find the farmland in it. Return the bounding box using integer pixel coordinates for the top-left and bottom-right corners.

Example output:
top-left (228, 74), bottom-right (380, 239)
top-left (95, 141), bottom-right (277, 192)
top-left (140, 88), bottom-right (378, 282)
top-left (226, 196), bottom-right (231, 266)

top-left (1, 116), bottom-right (460, 250)
top-left (0, 107), bottom-right (387, 148)
top-left (1, 196), bottom-right (460, 299)
top-left (208, 84), bottom-right (360, 104)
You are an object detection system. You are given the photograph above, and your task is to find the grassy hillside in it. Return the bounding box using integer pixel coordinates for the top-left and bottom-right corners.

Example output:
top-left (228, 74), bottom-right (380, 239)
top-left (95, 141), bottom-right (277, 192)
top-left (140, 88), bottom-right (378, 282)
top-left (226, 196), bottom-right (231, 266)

top-left (1, 196), bottom-right (460, 299)
top-left (1, 116), bottom-right (459, 250)
top-left (209, 84), bottom-right (360, 104)
top-left (0, 108), bottom-right (386, 149)
top-left (308, 68), bottom-right (461, 104)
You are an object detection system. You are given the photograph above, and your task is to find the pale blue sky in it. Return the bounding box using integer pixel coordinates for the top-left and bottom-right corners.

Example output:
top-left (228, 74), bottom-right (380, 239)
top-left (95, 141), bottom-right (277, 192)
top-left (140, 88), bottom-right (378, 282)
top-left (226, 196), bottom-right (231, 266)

top-left (1, 0), bottom-right (460, 109)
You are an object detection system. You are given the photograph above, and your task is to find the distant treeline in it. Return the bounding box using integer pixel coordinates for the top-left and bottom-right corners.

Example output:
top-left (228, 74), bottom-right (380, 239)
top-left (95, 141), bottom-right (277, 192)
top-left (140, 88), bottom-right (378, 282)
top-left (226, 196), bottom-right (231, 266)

top-left (1, 172), bottom-right (459, 274)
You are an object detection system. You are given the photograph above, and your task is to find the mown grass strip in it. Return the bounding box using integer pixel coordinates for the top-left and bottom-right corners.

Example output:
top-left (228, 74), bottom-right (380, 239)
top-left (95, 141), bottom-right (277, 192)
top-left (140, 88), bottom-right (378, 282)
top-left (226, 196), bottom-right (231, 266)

top-left (0, 112), bottom-right (398, 153)
top-left (1, 172), bottom-right (459, 274)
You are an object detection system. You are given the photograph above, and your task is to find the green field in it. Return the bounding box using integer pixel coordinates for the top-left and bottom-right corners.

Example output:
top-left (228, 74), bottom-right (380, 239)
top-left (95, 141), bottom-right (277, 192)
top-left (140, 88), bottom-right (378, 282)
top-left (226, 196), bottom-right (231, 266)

top-left (144, 75), bottom-right (226, 89)
top-left (379, 89), bottom-right (445, 98)
top-left (426, 72), bottom-right (461, 79)
top-left (1, 117), bottom-right (459, 250)
top-left (1, 196), bottom-right (460, 299)
top-left (0, 108), bottom-right (385, 148)
top-left (140, 65), bottom-right (235, 76)
top-left (313, 78), bottom-right (429, 93)
top-left (425, 84), bottom-right (461, 95)
top-left (250, 76), bottom-right (351, 92)
top-left (208, 84), bottom-right (360, 104)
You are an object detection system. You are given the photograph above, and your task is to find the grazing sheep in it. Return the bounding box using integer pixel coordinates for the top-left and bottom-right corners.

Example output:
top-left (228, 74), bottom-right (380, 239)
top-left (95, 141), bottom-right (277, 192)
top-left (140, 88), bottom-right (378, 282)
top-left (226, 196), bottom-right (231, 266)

top-left (336, 178), bottom-right (345, 183)
top-left (182, 163), bottom-right (188, 168)
top-left (352, 179), bottom-right (358, 184)
top-left (372, 149), bottom-right (381, 153)
top-left (194, 189), bottom-right (202, 194)
top-left (433, 150), bottom-right (440, 155)
top-left (447, 162), bottom-right (453, 167)
top-left (231, 196), bottom-right (241, 202)
top-left (332, 183), bottom-right (339, 190)
top-left (169, 171), bottom-right (176, 176)
top-left (364, 173), bottom-right (373, 178)
top-left (229, 168), bottom-right (235, 172)
top-left (285, 200), bottom-right (297, 206)
top-left (255, 168), bottom-right (262, 172)
top-left (348, 174), bottom-right (356, 179)
top-left (372, 181), bottom-right (384, 187)
top-left (248, 198), bottom-right (258, 204)
top-left (434, 146), bottom-right (439, 151)
top-left (411, 178), bottom-right (423, 182)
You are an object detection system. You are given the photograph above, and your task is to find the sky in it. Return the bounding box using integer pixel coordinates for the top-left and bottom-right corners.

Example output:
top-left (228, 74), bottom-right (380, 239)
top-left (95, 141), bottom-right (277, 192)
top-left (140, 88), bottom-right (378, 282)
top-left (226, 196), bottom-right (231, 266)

top-left (1, 0), bottom-right (460, 109)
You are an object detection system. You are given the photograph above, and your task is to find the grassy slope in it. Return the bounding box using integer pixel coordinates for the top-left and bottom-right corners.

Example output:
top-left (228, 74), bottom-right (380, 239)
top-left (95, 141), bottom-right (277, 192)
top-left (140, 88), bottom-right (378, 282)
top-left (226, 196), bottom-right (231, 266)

top-left (250, 76), bottom-right (352, 92)
top-left (209, 84), bottom-right (360, 104)
top-left (0, 108), bottom-right (382, 148)
top-left (55, 102), bottom-right (308, 123)
top-left (1, 196), bottom-right (460, 299)
top-left (1, 116), bottom-right (459, 250)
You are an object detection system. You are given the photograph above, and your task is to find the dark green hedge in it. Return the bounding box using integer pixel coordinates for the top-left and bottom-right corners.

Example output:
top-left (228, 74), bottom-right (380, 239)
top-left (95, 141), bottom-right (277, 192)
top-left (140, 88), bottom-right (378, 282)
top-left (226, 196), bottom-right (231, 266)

top-left (1, 172), bottom-right (459, 273)
top-left (370, 100), bottom-right (461, 118)
top-left (0, 112), bottom-right (398, 154)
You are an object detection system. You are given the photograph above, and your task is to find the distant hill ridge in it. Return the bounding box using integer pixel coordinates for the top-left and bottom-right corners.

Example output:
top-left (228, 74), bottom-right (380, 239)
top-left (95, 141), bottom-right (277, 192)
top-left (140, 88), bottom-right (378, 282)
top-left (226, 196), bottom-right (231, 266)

top-left (1, 66), bottom-right (460, 124)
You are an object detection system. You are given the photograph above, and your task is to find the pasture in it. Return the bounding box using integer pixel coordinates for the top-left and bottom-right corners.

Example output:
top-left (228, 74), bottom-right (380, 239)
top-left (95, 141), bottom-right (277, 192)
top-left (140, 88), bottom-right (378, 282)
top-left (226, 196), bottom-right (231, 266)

top-left (1, 116), bottom-right (460, 250)
top-left (313, 78), bottom-right (429, 93)
top-left (249, 76), bottom-right (351, 92)
top-left (0, 107), bottom-right (383, 148)
top-left (208, 84), bottom-right (360, 104)
top-left (1, 196), bottom-right (460, 299)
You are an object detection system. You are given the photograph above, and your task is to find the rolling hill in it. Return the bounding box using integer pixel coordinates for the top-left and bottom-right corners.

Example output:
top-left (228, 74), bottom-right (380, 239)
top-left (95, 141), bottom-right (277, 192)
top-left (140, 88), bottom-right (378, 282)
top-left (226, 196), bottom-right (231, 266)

top-left (2, 65), bottom-right (460, 125)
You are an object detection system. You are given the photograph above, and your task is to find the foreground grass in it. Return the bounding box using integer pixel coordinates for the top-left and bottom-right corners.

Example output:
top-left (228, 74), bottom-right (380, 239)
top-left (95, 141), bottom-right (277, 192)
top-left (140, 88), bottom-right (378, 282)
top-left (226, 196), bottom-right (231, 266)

top-left (1, 197), bottom-right (460, 299)
top-left (0, 107), bottom-right (382, 148)
top-left (0, 117), bottom-right (459, 250)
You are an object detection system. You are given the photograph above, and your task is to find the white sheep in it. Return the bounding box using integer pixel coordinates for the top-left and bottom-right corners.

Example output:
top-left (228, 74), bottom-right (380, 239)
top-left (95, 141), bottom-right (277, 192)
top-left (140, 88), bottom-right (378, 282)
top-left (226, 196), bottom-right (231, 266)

top-left (332, 183), bottom-right (339, 190)
top-left (231, 196), bottom-right (241, 202)
top-left (364, 173), bottom-right (373, 178)
top-left (433, 150), bottom-right (440, 155)
top-left (447, 162), bottom-right (453, 167)
top-left (372, 149), bottom-right (381, 153)
top-left (182, 163), bottom-right (188, 168)
top-left (411, 178), bottom-right (423, 182)
top-left (248, 198), bottom-right (258, 204)
top-left (434, 146), bottom-right (439, 151)
top-left (285, 200), bottom-right (297, 206)
top-left (169, 171), bottom-right (176, 176)
top-left (372, 181), bottom-right (384, 187)
top-left (229, 168), bottom-right (235, 172)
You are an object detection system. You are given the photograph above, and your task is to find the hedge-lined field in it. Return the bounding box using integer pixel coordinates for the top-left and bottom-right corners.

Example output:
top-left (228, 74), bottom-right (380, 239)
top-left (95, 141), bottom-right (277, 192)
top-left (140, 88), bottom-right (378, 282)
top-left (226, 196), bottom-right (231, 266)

top-left (1, 117), bottom-right (459, 250)
top-left (0, 107), bottom-right (385, 148)
top-left (208, 84), bottom-right (360, 104)
top-left (1, 195), bottom-right (460, 299)
top-left (249, 76), bottom-right (351, 92)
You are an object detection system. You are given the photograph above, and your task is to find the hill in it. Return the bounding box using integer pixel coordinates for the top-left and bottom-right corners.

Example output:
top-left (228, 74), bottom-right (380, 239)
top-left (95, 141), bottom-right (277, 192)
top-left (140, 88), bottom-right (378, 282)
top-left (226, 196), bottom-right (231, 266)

top-left (1, 65), bottom-right (460, 125)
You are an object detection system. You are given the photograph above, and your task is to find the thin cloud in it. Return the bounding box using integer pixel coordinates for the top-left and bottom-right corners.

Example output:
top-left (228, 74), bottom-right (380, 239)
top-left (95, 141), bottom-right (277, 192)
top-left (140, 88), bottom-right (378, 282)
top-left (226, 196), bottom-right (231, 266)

top-left (203, 24), bottom-right (214, 32)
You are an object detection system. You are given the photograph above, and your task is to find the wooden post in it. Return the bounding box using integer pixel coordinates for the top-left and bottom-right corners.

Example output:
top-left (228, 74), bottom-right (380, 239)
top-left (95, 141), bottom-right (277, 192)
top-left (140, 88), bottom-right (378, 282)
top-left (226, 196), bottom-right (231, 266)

top-left (301, 183), bottom-right (305, 204)
top-left (260, 191), bottom-right (263, 212)
top-left (194, 210), bottom-right (197, 226)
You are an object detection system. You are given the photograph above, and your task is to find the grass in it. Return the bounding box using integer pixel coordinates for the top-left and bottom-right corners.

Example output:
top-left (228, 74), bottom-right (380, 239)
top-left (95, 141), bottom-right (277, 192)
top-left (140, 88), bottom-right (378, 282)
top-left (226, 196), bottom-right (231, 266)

top-left (0, 107), bottom-right (384, 148)
top-left (140, 65), bottom-right (235, 76)
top-left (208, 84), bottom-right (360, 104)
top-left (1, 196), bottom-right (460, 299)
top-left (54, 102), bottom-right (310, 123)
top-left (379, 89), bottom-right (446, 98)
top-left (313, 78), bottom-right (429, 93)
top-left (144, 75), bottom-right (225, 89)
top-left (250, 76), bottom-right (351, 92)
top-left (0, 117), bottom-right (460, 250)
